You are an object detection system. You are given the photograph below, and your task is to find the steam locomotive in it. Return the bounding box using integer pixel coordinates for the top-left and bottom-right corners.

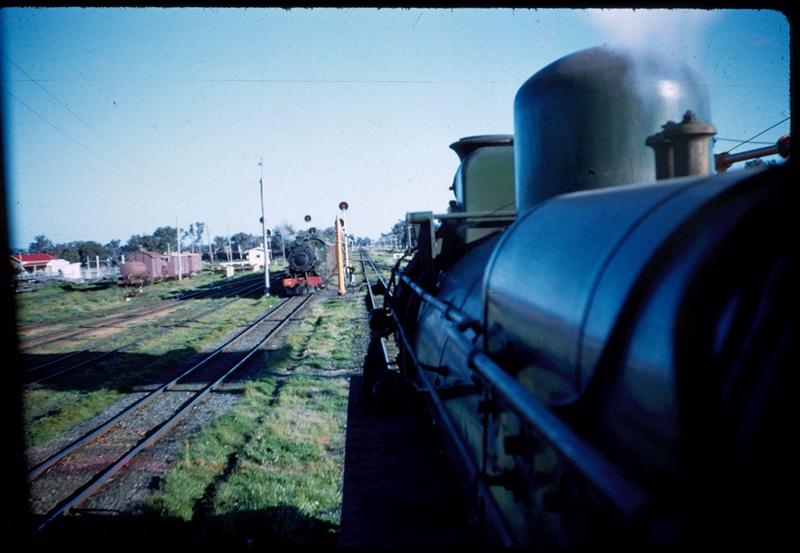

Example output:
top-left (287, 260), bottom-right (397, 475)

top-left (369, 46), bottom-right (792, 544)
top-left (281, 233), bottom-right (330, 295)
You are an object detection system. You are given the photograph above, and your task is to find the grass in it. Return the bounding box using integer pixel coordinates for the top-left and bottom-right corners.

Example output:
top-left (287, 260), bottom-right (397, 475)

top-left (24, 388), bottom-right (125, 445)
top-left (147, 295), bottom-right (364, 544)
top-left (15, 270), bottom-right (239, 327)
top-left (23, 293), bottom-right (280, 448)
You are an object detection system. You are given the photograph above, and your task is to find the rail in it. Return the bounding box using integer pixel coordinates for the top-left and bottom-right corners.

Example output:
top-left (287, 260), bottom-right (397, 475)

top-left (20, 272), bottom-right (271, 351)
top-left (32, 293), bottom-right (313, 533)
top-left (359, 251), bottom-right (392, 371)
top-left (24, 279), bottom-right (266, 384)
top-left (28, 294), bottom-right (295, 478)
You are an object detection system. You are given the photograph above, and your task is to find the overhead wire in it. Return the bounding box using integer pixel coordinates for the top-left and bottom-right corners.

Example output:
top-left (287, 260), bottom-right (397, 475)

top-left (714, 137), bottom-right (776, 145)
top-left (2, 86), bottom-right (167, 191)
top-left (2, 57), bottom-right (238, 247)
top-left (1, 52), bottom-right (190, 194)
top-left (6, 77), bottom-right (518, 84)
top-left (4, 78), bottom-right (788, 89)
top-left (1, 85), bottom-right (216, 251)
top-left (723, 116), bottom-right (790, 154)
top-left (3, 59), bottom-right (789, 241)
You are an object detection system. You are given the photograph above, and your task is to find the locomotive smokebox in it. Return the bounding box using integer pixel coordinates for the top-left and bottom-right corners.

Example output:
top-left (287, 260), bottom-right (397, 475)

top-left (513, 46), bottom-right (710, 212)
top-left (288, 243), bottom-right (315, 273)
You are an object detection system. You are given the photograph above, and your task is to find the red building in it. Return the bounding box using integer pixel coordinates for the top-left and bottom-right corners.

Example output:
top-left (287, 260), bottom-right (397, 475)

top-left (10, 253), bottom-right (59, 274)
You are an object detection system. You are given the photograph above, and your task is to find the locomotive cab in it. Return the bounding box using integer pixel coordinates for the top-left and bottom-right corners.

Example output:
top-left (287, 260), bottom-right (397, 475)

top-left (406, 135), bottom-right (516, 290)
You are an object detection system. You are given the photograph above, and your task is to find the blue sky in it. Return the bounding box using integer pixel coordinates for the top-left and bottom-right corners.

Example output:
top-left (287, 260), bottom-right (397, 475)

top-left (0, 8), bottom-right (791, 250)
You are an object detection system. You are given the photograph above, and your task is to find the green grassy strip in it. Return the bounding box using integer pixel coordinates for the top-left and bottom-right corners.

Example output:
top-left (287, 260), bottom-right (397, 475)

top-left (147, 296), bottom-right (363, 544)
top-left (32, 288), bottom-right (264, 356)
top-left (15, 271), bottom-right (232, 327)
top-left (24, 388), bottom-right (125, 446)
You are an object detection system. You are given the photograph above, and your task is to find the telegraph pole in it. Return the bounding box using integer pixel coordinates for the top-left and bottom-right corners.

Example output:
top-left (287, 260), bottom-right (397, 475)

top-left (207, 225), bottom-right (213, 264)
top-left (227, 226), bottom-right (233, 263)
top-left (176, 216), bottom-right (182, 281)
top-left (258, 156), bottom-right (270, 297)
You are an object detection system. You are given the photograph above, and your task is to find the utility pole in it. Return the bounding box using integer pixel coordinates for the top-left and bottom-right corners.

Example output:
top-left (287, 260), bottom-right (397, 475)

top-left (207, 225), bottom-right (213, 264)
top-left (227, 226), bottom-right (233, 263)
top-left (177, 216), bottom-right (182, 281)
top-left (258, 156), bottom-right (270, 297)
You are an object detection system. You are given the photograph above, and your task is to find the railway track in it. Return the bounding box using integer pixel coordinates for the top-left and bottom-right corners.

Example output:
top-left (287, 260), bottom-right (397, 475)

top-left (359, 249), bottom-right (396, 385)
top-left (23, 279), bottom-right (267, 385)
top-left (370, 262), bottom-right (398, 272)
top-left (18, 274), bottom-right (270, 351)
top-left (360, 250), bottom-right (391, 293)
top-left (29, 292), bottom-right (314, 534)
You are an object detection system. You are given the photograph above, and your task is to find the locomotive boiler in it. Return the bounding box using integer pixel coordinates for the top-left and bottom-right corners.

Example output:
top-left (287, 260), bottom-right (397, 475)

top-left (368, 46), bottom-right (792, 544)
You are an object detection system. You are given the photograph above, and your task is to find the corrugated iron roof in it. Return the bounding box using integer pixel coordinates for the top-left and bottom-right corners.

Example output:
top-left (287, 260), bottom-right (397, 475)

top-left (11, 253), bottom-right (58, 263)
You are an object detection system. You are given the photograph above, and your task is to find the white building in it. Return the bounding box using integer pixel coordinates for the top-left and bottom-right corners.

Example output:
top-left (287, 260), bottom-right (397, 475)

top-left (48, 258), bottom-right (83, 280)
top-left (10, 253), bottom-right (82, 280)
top-left (245, 246), bottom-right (266, 270)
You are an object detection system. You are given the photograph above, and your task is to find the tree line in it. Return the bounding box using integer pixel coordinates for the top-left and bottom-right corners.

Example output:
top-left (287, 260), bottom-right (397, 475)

top-left (23, 222), bottom-right (372, 264)
top-left (378, 219), bottom-right (409, 249)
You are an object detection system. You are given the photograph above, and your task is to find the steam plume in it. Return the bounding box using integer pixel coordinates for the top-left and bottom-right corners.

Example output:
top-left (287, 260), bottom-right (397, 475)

top-left (586, 9), bottom-right (718, 63)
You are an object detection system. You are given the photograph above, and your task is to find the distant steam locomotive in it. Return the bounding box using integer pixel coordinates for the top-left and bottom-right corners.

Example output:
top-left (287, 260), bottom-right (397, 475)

top-left (369, 46), bottom-right (792, 544)
top-left (281, 233), bottom-right (331, 295)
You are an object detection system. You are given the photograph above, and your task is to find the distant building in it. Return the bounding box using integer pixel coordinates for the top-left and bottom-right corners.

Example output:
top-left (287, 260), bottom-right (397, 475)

top-left (10, 253), bottom-right (82, 280)
top-left (245, 246), bottom-right (266, 270)
top-left (48, 258), bottom-right (83, 280)
top-left (11, 253), bottom-right (58, 273)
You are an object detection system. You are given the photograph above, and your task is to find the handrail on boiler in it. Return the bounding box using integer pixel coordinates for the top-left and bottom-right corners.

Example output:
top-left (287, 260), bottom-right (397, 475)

top-left (392, 269), bottom-right (652, 524)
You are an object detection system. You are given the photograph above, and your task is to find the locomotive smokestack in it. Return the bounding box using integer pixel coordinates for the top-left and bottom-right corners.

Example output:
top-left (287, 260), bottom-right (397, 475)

top-left (513, 46), bottom-right (710, 213)
top-left (646, 111), bottom-right (717, 179)
top-left (449, 135), bottom-right (513, 161)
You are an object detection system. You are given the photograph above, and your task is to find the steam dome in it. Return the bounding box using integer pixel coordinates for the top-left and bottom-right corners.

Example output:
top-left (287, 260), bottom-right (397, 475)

top-left (513, 46), bottom-right (710, 213)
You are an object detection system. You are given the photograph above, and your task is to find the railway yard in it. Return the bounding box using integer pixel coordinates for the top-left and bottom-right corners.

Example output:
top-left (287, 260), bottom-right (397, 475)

top-left (3, 9), bottom-right (792, 545)
top-left (12, 253), bottom-right (469, 544)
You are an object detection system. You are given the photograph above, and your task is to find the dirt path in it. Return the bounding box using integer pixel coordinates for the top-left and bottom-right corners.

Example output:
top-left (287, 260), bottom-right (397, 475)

top-left (339, 351), bottom-right (475, 543)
